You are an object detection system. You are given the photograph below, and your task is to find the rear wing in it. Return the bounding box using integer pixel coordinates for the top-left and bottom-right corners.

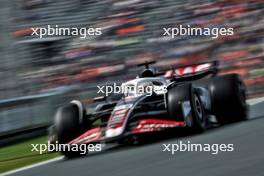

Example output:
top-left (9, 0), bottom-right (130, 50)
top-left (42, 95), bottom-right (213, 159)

top-left (162, 60), bottom-right (219, 80)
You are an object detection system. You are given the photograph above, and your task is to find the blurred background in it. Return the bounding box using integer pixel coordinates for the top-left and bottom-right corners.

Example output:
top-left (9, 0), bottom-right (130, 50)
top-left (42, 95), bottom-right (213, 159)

top-left (0, 0), bottom-right (264, 144)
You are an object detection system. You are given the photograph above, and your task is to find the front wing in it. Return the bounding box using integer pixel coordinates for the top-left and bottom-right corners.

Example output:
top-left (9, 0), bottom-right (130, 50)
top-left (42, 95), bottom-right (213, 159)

top-left (68, 119), bottom-right (186, 145)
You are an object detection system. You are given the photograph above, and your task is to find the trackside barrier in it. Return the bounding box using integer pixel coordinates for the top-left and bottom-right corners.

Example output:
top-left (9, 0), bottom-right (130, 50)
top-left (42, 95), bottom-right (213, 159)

top-left (0, 91), bottom-right (66, 137)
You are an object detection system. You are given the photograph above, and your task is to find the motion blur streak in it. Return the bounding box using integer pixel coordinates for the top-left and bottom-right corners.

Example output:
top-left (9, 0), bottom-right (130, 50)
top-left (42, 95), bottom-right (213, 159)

top-left (1, 0), bottom-right (264, 102)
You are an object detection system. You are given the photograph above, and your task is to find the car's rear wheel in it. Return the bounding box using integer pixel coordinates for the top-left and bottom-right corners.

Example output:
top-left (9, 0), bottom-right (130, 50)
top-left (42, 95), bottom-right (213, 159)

top-left (210, 74), bottom-right (248, 124)
top-left (167, 83), bottom-right (206, 133)
top-left (55, 101), bottom-right (86, 158)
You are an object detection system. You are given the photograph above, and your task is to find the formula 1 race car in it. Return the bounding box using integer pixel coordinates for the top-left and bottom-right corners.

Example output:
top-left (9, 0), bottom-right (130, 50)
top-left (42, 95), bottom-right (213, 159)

top-left (49, 60), bottom-right (248, 157)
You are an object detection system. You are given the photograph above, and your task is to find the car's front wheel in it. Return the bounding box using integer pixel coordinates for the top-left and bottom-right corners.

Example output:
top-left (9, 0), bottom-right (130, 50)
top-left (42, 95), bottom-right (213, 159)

top-left (167, 83), bottom-right (206, 133)
top-left (55, 101), bottom-right (86, 158)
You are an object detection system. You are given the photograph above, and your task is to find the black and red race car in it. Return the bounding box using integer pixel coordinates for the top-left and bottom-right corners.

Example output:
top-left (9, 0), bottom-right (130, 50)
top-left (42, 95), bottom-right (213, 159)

top-left (49, 60), bottom-right (248, 157)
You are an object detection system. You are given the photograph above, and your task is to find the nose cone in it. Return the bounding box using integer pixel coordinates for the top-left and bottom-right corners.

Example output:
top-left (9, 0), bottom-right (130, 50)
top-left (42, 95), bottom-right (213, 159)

top-left (105, 127), bottom-right (124, 138)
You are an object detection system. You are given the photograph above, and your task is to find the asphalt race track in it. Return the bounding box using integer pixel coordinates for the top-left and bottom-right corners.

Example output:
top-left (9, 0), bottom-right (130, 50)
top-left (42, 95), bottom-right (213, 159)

top-left (7, 99), bottom-right (264, 176)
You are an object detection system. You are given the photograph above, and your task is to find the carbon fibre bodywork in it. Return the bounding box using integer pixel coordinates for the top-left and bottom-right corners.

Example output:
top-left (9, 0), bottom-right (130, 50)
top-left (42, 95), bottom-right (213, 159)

top-left (68, 94), bottom-right (187, 145)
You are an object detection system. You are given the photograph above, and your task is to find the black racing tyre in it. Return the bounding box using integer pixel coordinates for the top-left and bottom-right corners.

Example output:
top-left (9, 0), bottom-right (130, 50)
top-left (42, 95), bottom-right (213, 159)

top-left (167, 83), bottom-right (206, 133)
top-left (210, 74), bottom-right (248, 124)
top-left (55, 102), bottom-right (85, 158)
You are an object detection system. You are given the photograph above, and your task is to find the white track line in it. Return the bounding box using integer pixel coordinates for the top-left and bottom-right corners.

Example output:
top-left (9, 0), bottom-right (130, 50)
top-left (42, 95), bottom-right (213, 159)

top-left (247, 97), bottom-right (264, 105)
top-left (1, 156), bottom-right (64, 176)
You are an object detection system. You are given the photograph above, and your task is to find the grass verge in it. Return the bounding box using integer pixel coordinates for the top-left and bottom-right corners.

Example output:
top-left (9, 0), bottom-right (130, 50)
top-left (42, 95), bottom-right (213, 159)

top-left (0, 136), bottom-right (60, 174)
